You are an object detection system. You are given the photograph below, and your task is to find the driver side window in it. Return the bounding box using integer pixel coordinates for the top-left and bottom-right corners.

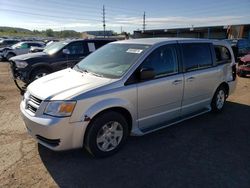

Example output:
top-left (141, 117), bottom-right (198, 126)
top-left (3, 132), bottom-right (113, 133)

top-left (141, 44), bottom-right (178, 78)
top-left (19, 43), bottom-right (28, 49)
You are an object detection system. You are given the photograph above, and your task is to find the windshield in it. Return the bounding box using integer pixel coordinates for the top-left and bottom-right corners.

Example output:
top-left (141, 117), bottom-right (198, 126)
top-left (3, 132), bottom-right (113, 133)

top-left (76, 43), bottom-right (150, 78)
top-left (43, 41), bottom-right (68, 55)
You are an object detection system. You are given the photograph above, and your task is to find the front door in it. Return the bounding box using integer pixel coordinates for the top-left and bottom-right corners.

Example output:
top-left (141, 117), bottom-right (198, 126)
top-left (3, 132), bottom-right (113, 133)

top-left (137, 44), bottom-right (183, 131)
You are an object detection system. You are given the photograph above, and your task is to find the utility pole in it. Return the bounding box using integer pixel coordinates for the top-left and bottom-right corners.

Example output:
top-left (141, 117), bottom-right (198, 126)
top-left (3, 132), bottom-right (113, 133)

top-left (143, 11), bottom-right (146, 32)
top-left (102, 5), bottom-right (106, 38)
top-left (121, 26), bottom-right (123, 34)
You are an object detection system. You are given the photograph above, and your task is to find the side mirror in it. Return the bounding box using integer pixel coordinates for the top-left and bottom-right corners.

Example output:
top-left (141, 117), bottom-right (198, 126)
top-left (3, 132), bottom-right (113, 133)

top-left (62, 48), bottom-right (70, 55)
top-left (140, 67), bottom-right (155, 81)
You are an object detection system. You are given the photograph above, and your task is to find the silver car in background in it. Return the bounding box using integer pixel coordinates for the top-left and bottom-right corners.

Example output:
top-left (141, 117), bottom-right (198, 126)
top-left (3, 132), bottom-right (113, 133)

top-left (20, 38), bottom-right (237, 157)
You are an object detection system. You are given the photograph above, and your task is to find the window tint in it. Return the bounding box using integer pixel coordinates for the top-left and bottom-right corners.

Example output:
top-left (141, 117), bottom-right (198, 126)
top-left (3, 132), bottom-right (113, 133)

top-left (19, 43), bottom-right (28, 49)
top-left (214, 45), bottom-right (231, 64)
top-left (182, 43), bottom-right (212, 71)
top-left (94, 41), bottom-right (110, 49)
top-left (141, 45), bottom-right (178, 78)
top-left (67, 42), bottom-right (84, 54)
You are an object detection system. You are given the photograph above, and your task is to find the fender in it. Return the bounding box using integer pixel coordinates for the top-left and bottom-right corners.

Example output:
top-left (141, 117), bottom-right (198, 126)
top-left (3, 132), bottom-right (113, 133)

top-left (82, 98), bottom-right (136, 122)
top-left (28, 63), bottom-right (53, 76)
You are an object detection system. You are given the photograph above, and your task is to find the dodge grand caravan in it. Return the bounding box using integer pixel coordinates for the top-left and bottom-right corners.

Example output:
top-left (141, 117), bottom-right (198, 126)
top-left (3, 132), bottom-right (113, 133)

top-left (20, 38), bottom-right (237, 157)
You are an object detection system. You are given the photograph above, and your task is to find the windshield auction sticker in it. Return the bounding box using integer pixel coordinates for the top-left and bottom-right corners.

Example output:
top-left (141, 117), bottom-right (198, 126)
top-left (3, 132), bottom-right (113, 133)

top-left (126, 49), bottom-right (143, 54)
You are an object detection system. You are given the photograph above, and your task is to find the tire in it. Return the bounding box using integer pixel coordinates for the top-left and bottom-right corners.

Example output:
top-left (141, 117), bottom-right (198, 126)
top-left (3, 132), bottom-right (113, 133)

top-left (30, 68), bottom-right (51, 82)
top-left (6, 53), bottom-right (15, 60)
top-left (211, 86), bottom-right (227, 112)
top-left (84, 111), bottom-right (129, 158)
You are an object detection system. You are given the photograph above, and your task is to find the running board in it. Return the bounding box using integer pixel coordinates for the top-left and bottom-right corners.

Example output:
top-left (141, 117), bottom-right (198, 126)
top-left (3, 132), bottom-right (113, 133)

top-left (140, 107), bottom-right (211, 134)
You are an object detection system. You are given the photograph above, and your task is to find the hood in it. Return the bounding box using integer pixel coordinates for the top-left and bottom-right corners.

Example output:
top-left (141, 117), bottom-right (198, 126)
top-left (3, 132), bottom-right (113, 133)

top-left (10, 52), bottom-right (48, 61)
top-left (0, 47), bottom-right (11, 52)
top-left (28, 68), bottom-right (113, 100)
top-left (240, 54), bottom-right (250, 63)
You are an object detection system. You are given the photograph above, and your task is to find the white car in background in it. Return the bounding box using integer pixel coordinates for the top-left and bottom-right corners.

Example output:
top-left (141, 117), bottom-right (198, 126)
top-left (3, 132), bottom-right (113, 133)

top-left (2, 41), bottom-right (45, 60)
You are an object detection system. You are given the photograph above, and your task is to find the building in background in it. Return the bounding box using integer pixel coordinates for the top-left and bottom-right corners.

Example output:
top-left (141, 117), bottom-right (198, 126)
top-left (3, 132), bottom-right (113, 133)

top-left (134, 24), bottom-right (250, 39)
top-left (82, 30), bottom-right (114, 38)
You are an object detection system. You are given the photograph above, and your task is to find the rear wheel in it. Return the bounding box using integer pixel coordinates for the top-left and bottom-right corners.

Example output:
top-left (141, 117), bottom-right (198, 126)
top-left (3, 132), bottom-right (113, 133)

top-left (30, 69), bottom-right (51, 82)
top-left (84, 111), bottom-right (129, 157)
top-left (211, 86), bottom-right (226, 112)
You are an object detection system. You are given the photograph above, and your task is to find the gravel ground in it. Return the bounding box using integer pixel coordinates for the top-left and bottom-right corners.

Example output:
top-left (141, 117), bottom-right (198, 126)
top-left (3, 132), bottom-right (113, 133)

top-left (0, 62), bottom-right (250, 188)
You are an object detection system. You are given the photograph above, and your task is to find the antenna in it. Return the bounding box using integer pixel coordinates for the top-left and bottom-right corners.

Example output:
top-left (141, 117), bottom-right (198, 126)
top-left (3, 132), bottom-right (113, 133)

top-left (102, 5), bottom-right (106, 38)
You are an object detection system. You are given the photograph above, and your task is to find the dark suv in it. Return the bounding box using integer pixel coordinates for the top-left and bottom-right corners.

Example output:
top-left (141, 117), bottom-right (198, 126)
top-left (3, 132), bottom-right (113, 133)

top-left (10, 39), bottom-right (115, 84)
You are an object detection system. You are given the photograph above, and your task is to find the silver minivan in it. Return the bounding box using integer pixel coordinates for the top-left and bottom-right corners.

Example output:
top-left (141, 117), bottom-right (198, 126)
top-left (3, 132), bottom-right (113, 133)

top-left (20, 38), bottom-right (237, 157)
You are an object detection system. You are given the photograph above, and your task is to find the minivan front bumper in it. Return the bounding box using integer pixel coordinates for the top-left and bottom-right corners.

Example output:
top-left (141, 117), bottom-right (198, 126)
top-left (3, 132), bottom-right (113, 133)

top-left (20, 101), bottom-right (88, 151)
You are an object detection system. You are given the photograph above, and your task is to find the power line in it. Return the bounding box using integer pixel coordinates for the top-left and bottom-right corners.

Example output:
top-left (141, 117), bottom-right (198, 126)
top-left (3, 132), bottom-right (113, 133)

top-left (0, 8), bottom-right (101, 22)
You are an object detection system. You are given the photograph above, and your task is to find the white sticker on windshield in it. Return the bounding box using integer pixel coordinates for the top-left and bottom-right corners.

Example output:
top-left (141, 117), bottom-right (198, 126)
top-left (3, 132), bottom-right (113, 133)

top-left (126, 49), bottom-right (143, 54)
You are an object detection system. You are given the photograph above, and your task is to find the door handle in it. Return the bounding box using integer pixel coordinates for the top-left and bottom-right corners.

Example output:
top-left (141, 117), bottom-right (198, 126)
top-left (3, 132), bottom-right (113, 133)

top-left (186, 77), bottom-right (195, 82)
top-left (172, 80), bottom-right (182, 85)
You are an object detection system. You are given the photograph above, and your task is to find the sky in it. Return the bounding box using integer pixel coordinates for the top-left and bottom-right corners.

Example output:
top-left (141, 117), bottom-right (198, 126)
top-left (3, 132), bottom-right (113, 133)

top-left (0, 0), bottom-right (250, 33)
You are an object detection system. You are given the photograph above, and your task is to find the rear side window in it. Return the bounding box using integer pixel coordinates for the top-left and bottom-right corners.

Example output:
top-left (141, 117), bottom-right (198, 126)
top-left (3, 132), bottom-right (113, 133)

top-left (141, 44), bottom-right (178, 78)
top-left (94, 40), bottom-right (110, 49)
top-left (214, 45), bottom-right (231, 64)
top-left (182, 43), bottom-right (212, 71)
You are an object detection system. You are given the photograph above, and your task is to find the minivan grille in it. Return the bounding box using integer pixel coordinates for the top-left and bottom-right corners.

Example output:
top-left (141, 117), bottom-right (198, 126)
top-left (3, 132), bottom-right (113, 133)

top-left (30, 95), bottom-right (42, 106)
top-left (25, 94), bottom-right (42, 114)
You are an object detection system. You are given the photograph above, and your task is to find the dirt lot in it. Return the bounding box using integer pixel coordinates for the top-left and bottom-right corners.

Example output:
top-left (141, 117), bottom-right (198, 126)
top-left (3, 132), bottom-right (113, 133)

top-left (0, 62), bottom-right (250, 188)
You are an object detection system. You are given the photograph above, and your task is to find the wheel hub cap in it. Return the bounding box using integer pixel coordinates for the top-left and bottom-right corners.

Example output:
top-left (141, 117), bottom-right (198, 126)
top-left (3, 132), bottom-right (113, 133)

top-left (96, 121), bottom-right (123, 152)
top-left (216, 90), bottom-right (225, 109)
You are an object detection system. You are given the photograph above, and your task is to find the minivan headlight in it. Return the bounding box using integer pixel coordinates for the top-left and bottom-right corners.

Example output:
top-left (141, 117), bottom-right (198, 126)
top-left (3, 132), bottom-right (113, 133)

top-left (15, 61), bottom-right (28, 68)
top-left (44, 101), bottom-right (76, 117)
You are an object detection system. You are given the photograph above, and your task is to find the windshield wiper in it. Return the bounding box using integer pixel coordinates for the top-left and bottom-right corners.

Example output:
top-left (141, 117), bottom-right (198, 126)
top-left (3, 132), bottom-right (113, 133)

top-left (74, 65), bottom-right (88, 73)
top-left (89, 71), bottom-right (103, 77)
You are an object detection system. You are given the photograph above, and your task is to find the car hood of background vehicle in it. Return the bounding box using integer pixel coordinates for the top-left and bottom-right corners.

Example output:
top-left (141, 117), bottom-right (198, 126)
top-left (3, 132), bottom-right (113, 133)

top-left (10, 52), bottom-right (48, 61)
top-left (28, 68), bottom-right (113, 100)
top-left (240, 54), bottom-right (250, 63)
top-left (0, 47), bottom-right (11, 52)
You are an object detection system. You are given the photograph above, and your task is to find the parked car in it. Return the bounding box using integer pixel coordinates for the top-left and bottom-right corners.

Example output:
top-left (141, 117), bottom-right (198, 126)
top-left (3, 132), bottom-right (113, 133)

top-left (2, 41), bottom-right (45, 60)
top-left (10, 39), bottom-right (115, 84)
top-left (29, 41), bottom-right (55, 53)
top-left (0, 39), bottom-right (20, 60)
top-left (0, 39), bottom-right (20, 48)
top-left (224, 38), bottom-right (250, 59)
top-left (237, 54), bottom-right (250, 77)
top-left (20, 38), bottom-right (237, 157)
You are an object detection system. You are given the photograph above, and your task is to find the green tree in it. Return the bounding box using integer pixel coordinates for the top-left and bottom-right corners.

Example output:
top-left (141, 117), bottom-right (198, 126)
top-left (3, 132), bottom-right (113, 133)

top-left (45, 29), bottom-right (54, 37)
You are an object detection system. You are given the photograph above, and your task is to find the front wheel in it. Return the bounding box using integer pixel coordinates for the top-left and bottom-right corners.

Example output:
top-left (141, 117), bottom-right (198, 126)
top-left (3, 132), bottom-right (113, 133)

top-left (84, 111), bottom-right (129, 157)
top-left (211, 86), bottom-right (226, 112)
top-left (30, 69), bottom-right (51, 82)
